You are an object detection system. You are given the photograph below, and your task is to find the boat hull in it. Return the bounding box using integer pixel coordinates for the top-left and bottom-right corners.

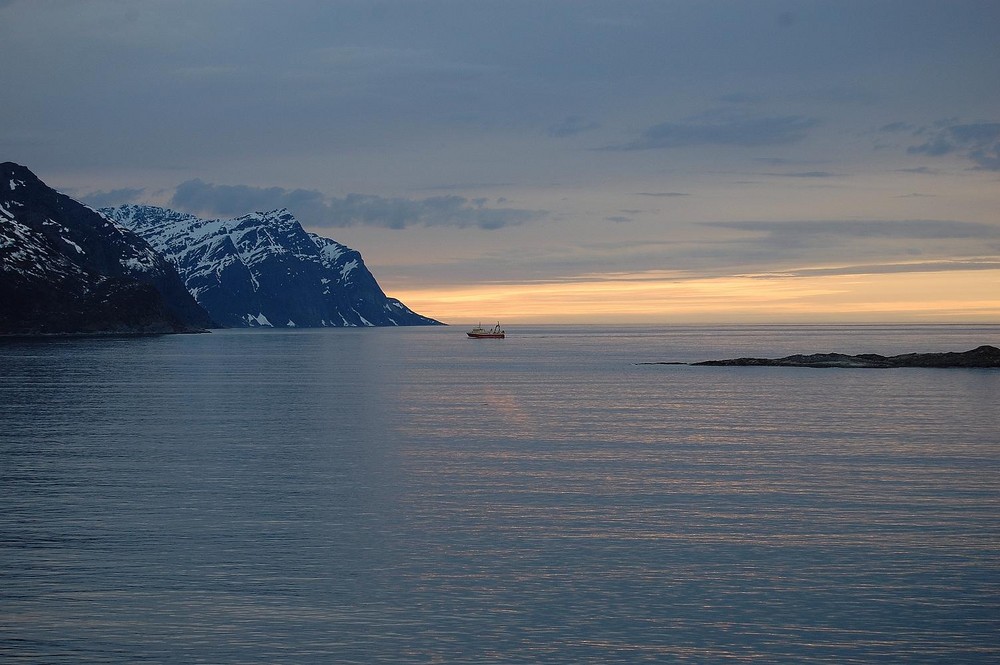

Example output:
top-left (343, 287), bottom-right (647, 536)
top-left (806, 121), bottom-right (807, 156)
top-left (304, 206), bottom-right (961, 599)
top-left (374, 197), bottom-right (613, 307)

top-left (467, 332), bottom-right (505, 339)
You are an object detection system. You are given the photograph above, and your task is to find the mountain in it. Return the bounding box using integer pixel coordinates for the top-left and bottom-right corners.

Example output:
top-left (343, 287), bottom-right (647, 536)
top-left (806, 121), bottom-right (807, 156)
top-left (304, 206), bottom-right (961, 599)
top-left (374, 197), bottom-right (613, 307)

top-left (101, 204), bottom-right (441, 328)
top-left (1, 162), bottom-right (214, 335)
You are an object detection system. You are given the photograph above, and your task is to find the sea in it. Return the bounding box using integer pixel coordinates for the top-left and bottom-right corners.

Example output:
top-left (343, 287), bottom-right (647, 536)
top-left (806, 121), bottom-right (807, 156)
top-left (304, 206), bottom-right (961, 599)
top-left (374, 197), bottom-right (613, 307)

top-left (1, 324), bottom-right (998, 663)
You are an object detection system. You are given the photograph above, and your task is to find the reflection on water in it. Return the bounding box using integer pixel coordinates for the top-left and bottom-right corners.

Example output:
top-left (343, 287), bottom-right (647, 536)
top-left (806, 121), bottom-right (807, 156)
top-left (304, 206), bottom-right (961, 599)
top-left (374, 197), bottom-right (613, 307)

top-left (1, 325), bottom-right (999, 662)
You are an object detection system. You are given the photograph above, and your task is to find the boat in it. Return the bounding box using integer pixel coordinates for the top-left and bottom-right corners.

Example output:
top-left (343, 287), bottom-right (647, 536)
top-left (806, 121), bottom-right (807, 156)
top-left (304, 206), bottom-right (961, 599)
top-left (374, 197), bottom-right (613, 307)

top-left (467, 322), bottom-right (505, 339)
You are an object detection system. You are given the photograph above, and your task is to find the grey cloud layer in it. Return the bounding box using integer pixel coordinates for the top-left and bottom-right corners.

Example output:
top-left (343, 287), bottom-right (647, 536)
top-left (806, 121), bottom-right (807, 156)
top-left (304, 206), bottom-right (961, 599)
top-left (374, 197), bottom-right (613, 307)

top-left (907, 121), bottom-right (1000, 170)
top-left (752, 259), bottom-right (1000, 279)
top-left (79, 187), bottom-right (146, 209)
top-left (705, 219), bottom-right (1000, 243)
top-left (681, 219), bottom-right (1000, 274)
top-left (482, 217), bottom-right (1000, 275)
top-left (3, 2), bottom-right (997, 179)
top-left (606, 111), bottom-right (820, 151)
top-left (547, 116), bottom-right (601, 138)
top-left (169, 179), bottom-right (542, 230)
top-left (645, 219), bottom-right (1000, 276)
top-left (405, 219), bottom-right (1000, 287)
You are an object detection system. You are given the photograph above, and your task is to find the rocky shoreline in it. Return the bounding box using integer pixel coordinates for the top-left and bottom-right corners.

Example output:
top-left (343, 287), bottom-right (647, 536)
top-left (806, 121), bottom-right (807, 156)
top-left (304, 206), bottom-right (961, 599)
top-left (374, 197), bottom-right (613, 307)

top-left (645, 345), bottom-right (1000, 369)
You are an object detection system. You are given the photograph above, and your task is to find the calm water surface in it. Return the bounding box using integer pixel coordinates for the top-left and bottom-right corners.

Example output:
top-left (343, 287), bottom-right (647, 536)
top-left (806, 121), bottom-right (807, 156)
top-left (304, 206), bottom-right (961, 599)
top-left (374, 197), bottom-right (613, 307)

top-left (1, 325), bottom-right (998, 663)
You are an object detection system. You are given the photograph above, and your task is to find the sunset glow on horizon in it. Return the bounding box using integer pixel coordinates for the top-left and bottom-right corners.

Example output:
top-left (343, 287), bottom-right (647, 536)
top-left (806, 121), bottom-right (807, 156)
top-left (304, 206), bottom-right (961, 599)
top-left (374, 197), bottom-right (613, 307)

top-left (391, 267), bottom-right (1000, 325)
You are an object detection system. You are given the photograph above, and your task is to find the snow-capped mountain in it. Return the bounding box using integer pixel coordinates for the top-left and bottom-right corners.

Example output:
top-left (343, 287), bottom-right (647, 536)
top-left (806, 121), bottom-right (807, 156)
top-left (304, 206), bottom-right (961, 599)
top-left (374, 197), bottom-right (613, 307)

top-left (0, 162), bottom-right (214, 335)
top-left (101, 204), bottom-right (441, 328)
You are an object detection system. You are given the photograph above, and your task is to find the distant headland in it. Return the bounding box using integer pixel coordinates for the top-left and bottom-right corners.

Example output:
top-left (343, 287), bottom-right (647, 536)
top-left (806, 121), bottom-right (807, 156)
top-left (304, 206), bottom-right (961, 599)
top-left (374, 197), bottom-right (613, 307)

top-left (643, 345), bottom-right (1000, 369)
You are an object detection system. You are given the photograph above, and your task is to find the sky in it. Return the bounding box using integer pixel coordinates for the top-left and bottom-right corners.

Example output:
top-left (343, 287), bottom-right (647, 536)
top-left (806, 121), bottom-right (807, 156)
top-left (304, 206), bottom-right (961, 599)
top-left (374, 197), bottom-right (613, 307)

top-left (2, 0), bottom-right (999, 324)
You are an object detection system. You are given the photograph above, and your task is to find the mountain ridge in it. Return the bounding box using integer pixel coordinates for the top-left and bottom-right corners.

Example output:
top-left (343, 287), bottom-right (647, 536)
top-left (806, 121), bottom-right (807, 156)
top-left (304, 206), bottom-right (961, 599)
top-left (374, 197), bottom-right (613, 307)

top-left (101, 204), bottom-right (441, 328)
top-left (1, 162), bottom-right (214, 335)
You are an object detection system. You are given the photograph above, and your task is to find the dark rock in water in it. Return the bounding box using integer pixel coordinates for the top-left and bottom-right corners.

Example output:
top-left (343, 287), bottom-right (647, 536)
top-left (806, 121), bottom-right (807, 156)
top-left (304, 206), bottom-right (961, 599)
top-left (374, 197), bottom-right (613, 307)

top-left (691, 345), bottom-right (1000, 368)
top-left (1, 162), bottom-right (215, 335)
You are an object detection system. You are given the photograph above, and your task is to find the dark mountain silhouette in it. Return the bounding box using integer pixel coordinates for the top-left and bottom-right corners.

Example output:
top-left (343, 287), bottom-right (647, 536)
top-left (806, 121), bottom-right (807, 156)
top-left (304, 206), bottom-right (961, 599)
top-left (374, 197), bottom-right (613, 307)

top-left (1, 162), bottom-right (213, 335)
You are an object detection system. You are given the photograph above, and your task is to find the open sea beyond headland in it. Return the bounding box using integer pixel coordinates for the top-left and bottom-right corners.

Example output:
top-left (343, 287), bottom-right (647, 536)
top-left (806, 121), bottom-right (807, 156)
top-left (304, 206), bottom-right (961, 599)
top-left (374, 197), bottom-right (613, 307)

top-left (2, 324), bottom-right (998, 663)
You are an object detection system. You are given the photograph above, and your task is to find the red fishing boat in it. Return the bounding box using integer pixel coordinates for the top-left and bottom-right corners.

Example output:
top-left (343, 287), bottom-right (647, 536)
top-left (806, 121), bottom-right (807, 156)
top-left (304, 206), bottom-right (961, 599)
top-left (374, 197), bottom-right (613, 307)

top-left (467, 322), bottom-right (505, 339)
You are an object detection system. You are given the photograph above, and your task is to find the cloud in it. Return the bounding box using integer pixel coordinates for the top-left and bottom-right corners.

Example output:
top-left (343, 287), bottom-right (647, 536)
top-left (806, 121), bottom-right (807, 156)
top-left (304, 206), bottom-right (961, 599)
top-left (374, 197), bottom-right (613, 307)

top-left (605, 216), bottom-right (631, 224)
top-left (396, 214), bottom-right (1000, 289)
top-left (547, 115), bottom-right (601, 138)
top-left (79, 187), bottom-right (146, 208)
top-left (635, 191), bottom-right (688, 197)
top-left (637, 219), bottom-right (1000, 279)
top-left (170, 180), bottom-right (318, 217)
top-left (907, 120), bottom-right (1000, 170)
top-left (895, 166), bottom-right (941, 175)
top-left (762, 171), bottom-right (841, 178)
top-left (880, 121), bottom-right (915, 133)
top-left (693, 220), bottom-right (1000, 269)
top-left (605, 110), bottom-right (819, 150)
top-left (753, 157), bottom-right (796, 166)
top-left (746, 259), bottom-right (1000, 279)
top-left (705, 219), bottom-right (1000, 242)
top-left (421, 182), bottom-right (514, 191)
top-left (717, 92), bottom-right (762, 105)
top-left (169, 179), bottom-right (543, 230)
top-left (909, 135), bottom-right (954, 157)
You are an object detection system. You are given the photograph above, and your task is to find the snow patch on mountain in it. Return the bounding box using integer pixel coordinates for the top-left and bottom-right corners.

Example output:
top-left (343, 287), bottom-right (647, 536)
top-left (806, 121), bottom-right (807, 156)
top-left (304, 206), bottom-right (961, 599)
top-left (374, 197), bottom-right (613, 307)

top-left (101, 204), bottom-right (441, 328)
top-left (1, 162), bottom-right (214, 334)
top-left (339, 259), bottom-right (358, 280)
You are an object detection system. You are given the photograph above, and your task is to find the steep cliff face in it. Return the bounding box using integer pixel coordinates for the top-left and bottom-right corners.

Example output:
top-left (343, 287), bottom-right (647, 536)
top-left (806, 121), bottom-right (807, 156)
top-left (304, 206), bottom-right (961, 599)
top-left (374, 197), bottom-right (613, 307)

top-left (102, 205), bottom-right (441, 328)
top-left (0, 163), bottom-right (214, 335)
